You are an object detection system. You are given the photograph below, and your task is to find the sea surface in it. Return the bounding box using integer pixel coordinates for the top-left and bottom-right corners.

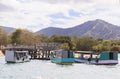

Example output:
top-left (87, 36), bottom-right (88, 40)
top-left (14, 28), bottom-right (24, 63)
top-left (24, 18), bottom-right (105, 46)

top-left (0, 57), bottom-right (120, 79)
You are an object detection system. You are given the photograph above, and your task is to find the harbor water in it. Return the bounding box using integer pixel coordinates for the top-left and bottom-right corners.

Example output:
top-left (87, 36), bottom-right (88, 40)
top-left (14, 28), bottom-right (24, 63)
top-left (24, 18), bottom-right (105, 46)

top-left (0, 57), bottom-right (120, 79)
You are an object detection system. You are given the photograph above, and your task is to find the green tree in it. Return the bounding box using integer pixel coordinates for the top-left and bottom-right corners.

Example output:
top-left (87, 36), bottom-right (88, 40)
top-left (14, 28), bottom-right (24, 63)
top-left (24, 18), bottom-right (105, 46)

top-left (92, 44), bottom-right (103, 51)
top-left (36, 34), bottom-right (50, 42)
top-left (74, 36), bottom-right (97, 51)
top-left (102, 40), bottom-right (112, 51)
top-left (50, 35), bottom-right (72, 50)
top-left (61, 43), bottom-right (69, 50)
top-left (0, 28), bottom-right (8, 46)
top-left (11, 29), bottom-right (38, 45)
top-left (19, 29), bottom-right (35, 45)
top-left (11, 29), bottom-right (22, 44)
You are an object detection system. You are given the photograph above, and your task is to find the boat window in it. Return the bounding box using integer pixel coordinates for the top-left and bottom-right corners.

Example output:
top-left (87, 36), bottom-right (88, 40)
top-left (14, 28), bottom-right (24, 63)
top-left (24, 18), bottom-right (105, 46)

top-left (62, 51), bottom-right (68, 58)
top-left (68, 51), bottom-right (70, 58)
top-left (51, 51), bottom-right (56, 58)
top-left (56, 52), bottom-right (62, 58)
top-left (83, 54), bottom-right (91, 59)
top-left (74, 53), bottom-right (80, 58)
top-left (109, 52), bottom-right (113, 60)
top-left (92, 54), bottom-right (100, 58)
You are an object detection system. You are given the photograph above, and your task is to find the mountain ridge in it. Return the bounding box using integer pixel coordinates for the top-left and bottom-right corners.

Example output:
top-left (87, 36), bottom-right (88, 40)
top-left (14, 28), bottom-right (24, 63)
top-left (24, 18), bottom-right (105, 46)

top-left (36, 19), bottom-right (120, 39)
top-left (0, 26), bottom-right (15, 34)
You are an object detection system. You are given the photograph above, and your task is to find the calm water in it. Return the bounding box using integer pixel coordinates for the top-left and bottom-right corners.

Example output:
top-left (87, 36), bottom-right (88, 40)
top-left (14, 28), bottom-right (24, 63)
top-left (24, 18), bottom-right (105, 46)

top-left (0, 57), bottom-right (120, 79)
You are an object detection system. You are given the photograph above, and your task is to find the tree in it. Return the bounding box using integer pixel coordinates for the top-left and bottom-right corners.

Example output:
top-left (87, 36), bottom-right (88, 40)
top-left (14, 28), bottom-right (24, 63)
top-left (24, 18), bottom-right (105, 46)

top-left (11, 29), bottom-right (38, 45)
top-left (92, 44), bottom-right (103, 51)
top-left (36, 34), bottom-right (50, 42)
top-left (50, 35), bottom-right (72, 50)
top-left (19, 29), bottom-right (35, 45)
top-left (61, 43), bottom-right (69, 50)
top-left (110, 45), bottom-right (120, 52)
top-left (0, 28), bottom-right (8, 47)
top-left (101, 40), bottom-right (112, 51)
top-left (74, 36), bottom-right (97, 51)
top-left (11, 29), bottom-right (22, 44)
top-left (92, 40), bottom-right (117, 51)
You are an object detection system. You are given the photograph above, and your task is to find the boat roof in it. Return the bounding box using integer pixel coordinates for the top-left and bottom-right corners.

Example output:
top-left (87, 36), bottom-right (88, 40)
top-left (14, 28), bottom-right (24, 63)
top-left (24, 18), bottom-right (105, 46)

top-left (75, 51), bottom-right (93, 54)
top-left (74, 51), bottom-right (118, 54)
top-left (50, 49), bottom-right (70, 53)
top-left (15, 51), bottom-right (29, 53)
top-left (51, 49), bottom-right (67, 51)
top-left (5, 47), bottom-right (36, 51)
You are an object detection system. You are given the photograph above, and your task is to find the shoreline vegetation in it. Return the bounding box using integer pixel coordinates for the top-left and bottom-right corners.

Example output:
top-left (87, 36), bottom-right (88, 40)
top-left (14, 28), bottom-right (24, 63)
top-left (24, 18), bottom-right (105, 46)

top-left (1, 28), bottom-right (120, 52)
top-left (1, 28), bottom-right (120, 59)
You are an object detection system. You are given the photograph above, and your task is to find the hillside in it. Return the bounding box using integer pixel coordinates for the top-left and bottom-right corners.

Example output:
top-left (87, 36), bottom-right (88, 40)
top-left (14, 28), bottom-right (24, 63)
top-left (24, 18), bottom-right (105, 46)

top-left (0, 26), bottom-right (15, 34)
top-left (36, 19), bottom-right (120, 39)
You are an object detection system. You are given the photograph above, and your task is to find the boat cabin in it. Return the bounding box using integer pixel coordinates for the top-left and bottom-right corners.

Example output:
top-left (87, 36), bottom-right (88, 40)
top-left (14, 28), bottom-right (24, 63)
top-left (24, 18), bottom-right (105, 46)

top-left (51, 49), bottom-right (74, 58)
top-left (50, 49), bottom-right (74, 64)
top-left (74, 51), bottom-right (118, 65)
top-left (5, 49), bottom-right (31, 63)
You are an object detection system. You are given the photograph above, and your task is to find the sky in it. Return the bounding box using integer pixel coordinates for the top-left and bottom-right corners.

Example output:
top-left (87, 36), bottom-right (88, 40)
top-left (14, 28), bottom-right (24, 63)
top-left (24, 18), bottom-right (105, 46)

top-left (0, 0), bottom-right (120, 32)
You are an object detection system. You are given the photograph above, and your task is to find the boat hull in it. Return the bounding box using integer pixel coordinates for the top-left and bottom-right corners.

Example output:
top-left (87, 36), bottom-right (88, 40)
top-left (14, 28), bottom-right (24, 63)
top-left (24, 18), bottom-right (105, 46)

top-left (6, 58), bottom-right (30, 63)
top-left (75, 59), bottom-right (118, 65)
top-left (90, 60), bottom-right (118, 65)
top-left (51, 58), bottom-right (74, 65)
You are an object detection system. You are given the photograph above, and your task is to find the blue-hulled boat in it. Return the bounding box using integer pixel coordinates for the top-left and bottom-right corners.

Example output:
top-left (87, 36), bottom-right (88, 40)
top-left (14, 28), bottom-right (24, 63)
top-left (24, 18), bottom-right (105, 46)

top-left (74, 51), bottom-right (118, 65)
top-left (50, 49), bottom-right (74, 65)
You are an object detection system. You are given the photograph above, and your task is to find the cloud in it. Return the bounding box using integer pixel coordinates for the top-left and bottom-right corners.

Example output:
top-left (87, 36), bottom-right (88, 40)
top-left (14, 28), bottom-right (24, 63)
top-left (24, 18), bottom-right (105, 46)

top-left (0, 3), bottom-right (15, 12)
top-left (16, 0), bottom-right (32, 3)
top-left (49, 12), bottom-right (72, 19)
top-left (0, 0), bottom-right (120, 32)
top-left (68, 9), bottom-right (81, 17)
top-left (35, 0), bottom-right (93, 4)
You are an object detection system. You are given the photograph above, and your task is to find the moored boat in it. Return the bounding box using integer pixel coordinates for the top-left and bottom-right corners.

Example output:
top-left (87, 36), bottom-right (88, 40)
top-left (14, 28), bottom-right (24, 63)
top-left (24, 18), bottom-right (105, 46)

top-left (5, 49), bottom-right (31, 63)
top-left (50, 49), bottom-right (74, 65)
top-left (74, 51), bottom-right (118, 65)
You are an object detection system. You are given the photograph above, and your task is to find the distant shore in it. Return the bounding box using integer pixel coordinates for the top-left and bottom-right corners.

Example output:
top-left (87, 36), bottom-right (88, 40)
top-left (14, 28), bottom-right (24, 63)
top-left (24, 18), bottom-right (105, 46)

top-left (0, 50), bottom-right (4, 57)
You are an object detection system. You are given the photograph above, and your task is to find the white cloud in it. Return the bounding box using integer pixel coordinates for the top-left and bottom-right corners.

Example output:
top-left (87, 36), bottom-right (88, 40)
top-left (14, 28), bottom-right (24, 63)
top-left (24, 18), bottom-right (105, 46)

top-left (0, 0), bottom-right (120, 32)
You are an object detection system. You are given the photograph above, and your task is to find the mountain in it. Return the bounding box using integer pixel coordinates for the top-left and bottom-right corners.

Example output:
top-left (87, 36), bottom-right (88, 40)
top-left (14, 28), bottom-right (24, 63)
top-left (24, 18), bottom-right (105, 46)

top-left (0, 26), bottom-right (15, 34)
top-left (36, 19), bottom-right (120, 39)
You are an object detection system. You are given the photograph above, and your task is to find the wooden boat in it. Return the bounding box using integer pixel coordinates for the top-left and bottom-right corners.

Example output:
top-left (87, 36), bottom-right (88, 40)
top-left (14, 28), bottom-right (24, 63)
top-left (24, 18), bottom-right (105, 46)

top-left (5, 50), bottom-right (31, 63)
top-left (74, 51), bottom-right (118, 65)
top-left (50, 49), bottom-right (74, 65)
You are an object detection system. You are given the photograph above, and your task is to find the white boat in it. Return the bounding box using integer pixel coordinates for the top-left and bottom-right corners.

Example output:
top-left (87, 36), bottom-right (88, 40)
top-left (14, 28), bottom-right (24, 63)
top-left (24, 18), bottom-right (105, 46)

top-left (5, 50), bottom-right (31, 63)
